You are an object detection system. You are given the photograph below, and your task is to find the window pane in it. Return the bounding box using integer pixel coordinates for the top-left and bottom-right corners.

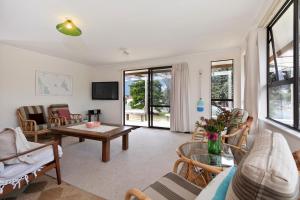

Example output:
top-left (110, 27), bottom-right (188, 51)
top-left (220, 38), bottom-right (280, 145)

top-left (211, 101), bottom-right (233, 119)
top-left (124, 70), bottom-right (149, 127)
top-left (211, 60), bottom-right (233, 99)
top-left (151, 69), bottom-right (171, 106)
top-left (268, 4), bottom-right (294, 82)
top-left (152, 107), bottom-right (170, 128)
top-left (269, 84), bottom-right (293, 126)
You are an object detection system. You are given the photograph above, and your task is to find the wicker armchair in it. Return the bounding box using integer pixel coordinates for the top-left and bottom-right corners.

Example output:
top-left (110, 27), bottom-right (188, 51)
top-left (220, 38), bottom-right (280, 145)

top-left (222, 116), bottom-right (253, 150)
top-left (17, 105), bottom-right (60, 142)
top-left (48, 104), bottom-right (82, 126)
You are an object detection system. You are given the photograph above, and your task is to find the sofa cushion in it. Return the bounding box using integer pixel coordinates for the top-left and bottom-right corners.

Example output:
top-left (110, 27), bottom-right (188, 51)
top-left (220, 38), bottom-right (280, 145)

top-left (28, 113), bottom-right (45, 125)
top-left (226, 130), bottom-right (299, 200)
top-left (18, 105), bottom-right (46, 121)
top-left (195, 166), bottom-right (236, 200)
top-left (58, 108), bottom-right (71, 120)
top-left (142, 172), bottom-right (202, 200)
top-left (0, 128), bottom-right (33, 165)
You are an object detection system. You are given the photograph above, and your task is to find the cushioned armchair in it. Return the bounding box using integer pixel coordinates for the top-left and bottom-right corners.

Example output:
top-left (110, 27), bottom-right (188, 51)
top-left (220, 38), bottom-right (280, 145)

top-left (48, 104), bottom-right (82, 126)
top-left (17, 105), bottom-right (60, 142)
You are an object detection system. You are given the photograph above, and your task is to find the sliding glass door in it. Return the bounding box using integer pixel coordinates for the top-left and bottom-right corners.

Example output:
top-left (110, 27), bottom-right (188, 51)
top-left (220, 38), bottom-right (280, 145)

top-left (124, 69), bottom-right (149, 127)
top-left (149, 67), bottom-right (171, 128)
top-left (123, 67), bottom-right (172, 129)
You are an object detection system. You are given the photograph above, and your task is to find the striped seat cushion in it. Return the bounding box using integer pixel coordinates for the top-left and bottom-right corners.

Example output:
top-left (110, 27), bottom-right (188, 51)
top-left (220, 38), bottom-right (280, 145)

top-left (37, 123), bottom-right (58, 131)
top-left (18, 105), bottom-right (46, 121)
top-left (226, 130), bottom-right (299, 200)
top-left (140, 172), bottom-right (202, 200)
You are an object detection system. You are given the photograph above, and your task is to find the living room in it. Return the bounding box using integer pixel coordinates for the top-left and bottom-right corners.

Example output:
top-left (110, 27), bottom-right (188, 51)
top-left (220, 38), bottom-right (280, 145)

top-left (1, 0), bottom-right (300, 200)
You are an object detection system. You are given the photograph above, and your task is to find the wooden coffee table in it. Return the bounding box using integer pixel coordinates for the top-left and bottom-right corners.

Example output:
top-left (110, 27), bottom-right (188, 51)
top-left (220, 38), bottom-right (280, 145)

top-left (51, 123), bottom-right (134, 162)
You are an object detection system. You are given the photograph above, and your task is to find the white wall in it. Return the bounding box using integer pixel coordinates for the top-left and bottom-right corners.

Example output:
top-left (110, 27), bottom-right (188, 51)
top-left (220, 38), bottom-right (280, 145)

top-left (0, 44), bottom-right (94, 129)
top-left (0, 44), bottom-right (241, 132)
top-left (91, 47), bottom-right (241, 131)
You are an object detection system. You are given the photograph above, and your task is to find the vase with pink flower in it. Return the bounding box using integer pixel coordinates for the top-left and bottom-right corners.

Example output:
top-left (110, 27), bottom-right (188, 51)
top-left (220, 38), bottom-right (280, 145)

top-left (207, 132), bottom-right (221, 155)
top-left (196, 115), bottom-right (226, 155)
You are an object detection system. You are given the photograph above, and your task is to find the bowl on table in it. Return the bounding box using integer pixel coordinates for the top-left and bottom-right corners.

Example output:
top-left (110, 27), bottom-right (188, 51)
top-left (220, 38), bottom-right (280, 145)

top-left (85, 121), bottom-right (101, 128)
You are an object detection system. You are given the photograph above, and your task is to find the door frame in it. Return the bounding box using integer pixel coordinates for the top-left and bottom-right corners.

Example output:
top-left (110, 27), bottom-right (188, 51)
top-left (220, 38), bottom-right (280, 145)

top-left (123, 66), bottom-right (172, 129)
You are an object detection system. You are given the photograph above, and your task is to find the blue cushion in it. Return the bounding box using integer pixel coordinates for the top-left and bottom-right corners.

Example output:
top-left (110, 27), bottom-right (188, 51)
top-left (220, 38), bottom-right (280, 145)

top-left (212, 166), bottom-right (236, 200)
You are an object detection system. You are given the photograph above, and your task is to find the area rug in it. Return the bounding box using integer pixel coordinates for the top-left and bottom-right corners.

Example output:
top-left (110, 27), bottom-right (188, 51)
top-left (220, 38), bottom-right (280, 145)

top-left (2, 175), bottom-right (105, 200)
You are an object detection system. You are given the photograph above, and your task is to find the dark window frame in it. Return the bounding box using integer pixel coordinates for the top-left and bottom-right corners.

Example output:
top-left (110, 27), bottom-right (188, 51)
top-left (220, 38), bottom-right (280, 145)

top-left (266, 0), bottom-right (299, 130)
top-left (211, 59), bottom-right (234, 116)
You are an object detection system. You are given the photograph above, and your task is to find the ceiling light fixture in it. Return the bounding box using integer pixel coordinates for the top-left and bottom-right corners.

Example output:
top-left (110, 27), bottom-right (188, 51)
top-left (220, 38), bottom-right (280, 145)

top-left (56, 19), bottom-right (82, 36)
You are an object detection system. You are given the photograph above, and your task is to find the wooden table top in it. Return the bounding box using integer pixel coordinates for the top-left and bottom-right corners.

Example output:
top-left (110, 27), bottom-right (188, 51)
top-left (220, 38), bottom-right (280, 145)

top-left (50, 123), bottom-right (135, 140)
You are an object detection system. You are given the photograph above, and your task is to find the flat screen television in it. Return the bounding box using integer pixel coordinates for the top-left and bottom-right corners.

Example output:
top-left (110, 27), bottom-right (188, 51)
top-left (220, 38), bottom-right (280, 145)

top-left (92, 82), bottom-right (119, 100)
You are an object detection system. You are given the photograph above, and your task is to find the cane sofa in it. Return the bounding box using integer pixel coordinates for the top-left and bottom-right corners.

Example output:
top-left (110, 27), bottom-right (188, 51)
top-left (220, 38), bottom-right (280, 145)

top-left (125, 130), bottom-right (299, 200)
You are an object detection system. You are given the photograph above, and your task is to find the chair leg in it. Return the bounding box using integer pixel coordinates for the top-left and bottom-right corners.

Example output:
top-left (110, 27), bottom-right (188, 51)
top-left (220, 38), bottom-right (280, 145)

top-left (52, 142), bottom-right (62, 185)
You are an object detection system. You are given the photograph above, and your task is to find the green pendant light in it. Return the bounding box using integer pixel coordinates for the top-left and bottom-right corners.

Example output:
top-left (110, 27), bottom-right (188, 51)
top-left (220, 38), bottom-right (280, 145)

top-left (56, 19), bottom-right (82, 36)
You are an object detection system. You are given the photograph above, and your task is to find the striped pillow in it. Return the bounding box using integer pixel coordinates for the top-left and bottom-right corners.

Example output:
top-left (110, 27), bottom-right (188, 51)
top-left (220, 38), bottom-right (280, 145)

top-left (226, 130), bottom-right (299, 200)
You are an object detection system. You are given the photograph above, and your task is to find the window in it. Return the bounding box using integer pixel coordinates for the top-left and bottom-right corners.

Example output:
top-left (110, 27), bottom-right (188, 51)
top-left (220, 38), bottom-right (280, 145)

top-left (123, 67), bottom-right (171, 129)
top-left (267, 0), bottom-right (299, 129)
top-left (211, 59), bottom-right (234, 118)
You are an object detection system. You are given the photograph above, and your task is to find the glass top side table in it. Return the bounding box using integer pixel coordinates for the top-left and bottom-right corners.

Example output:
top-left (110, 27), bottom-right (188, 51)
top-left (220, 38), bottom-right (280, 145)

top-left (177, 141), bottom-right (235, 168)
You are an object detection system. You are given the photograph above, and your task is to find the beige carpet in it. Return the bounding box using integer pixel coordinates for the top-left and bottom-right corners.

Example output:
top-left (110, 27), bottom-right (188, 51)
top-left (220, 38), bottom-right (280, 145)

top-left (47, 127), bottom-right (190, 200)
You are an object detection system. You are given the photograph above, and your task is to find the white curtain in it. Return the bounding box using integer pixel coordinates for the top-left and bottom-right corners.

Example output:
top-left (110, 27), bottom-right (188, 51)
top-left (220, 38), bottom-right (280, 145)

top-left (244, 28), bottom-right (266, 134)
top-left (170, 63), bottom-right (190, 132)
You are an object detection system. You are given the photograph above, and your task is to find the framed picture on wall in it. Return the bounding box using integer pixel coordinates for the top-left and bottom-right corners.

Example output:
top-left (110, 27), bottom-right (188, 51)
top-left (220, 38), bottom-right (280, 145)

top-left (35, 70), bottom-right (73, 96)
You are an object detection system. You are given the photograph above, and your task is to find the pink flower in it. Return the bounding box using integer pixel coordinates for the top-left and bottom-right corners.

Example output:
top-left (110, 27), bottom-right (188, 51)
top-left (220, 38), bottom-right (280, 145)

top-left (208, 132), bottom-right (219, 141)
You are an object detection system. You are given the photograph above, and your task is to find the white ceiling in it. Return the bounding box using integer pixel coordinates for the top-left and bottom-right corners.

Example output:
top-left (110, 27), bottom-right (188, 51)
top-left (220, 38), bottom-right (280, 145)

top-left (0, 0), bottom-right (272, 66)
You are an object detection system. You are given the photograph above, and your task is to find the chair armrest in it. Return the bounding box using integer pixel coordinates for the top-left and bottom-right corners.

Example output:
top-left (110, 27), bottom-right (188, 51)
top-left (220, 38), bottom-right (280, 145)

top-left (0, 141), bottom-right (59, 163)
top-left (48, 117), bottom-right (61, 126)
top-left (70, 114), bottom-right (82, 120)
top-left (125, 188), bottom-right (151, 200)
top-left (21, 120), bottom-right (37, 131)
top-left (223, 143), bottom-right (247, 153)
top-left (173, 158), bottom-right (222, 175)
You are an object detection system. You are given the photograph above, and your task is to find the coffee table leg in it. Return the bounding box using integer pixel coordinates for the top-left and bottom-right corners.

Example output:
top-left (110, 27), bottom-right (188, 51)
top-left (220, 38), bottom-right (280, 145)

top-left (56, 135), bottom-right (62, 146)
top-left (102, 140), bottom-right (110, 162)
top-left (79, 137), bottom-right (85, 143)
top-left (122, 134), bottom-right (128, 150)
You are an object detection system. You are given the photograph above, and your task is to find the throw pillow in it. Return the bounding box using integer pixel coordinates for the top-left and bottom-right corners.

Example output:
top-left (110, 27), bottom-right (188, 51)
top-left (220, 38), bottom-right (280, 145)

top-left (226, 130), bottom-right (299, 200)
top-left (195, 166), bottom-right (236, 200)
top-left (58, 109), bottom-right (71, 120)
top-left (0, 128), bottom-right (34, 165)
top-left (28, 113), bottom-right (45, 125)
top-left (0, 128), bottom-right (20, 165)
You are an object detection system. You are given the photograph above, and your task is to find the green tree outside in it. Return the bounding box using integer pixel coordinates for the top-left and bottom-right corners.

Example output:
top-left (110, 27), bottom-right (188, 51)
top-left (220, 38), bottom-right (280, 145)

top-left (129, 80), bottom-right (166, 111)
